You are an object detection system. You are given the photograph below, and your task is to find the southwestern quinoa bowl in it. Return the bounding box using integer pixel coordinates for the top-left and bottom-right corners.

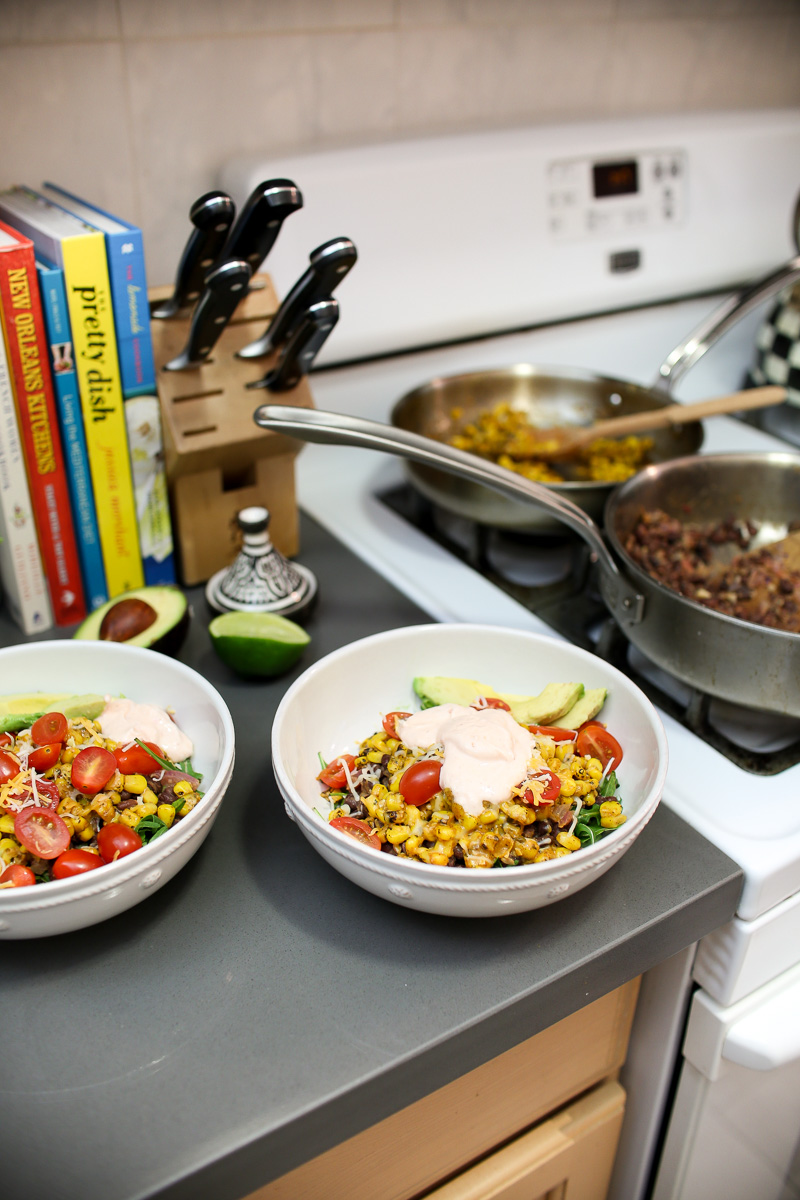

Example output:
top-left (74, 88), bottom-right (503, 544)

top-left (272, 624), bottom-right (668, 917)
top-left (0, 640), bottom-right (234, 938)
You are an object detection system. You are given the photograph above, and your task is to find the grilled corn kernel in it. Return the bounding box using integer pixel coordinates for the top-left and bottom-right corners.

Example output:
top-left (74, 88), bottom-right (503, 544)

top-left (70, 814), bottom-right (89, 834)
top-left (430, 852), bottom-right (450, 866)
top-left (141, 801), bottom-right (158, 817)
top-left (384, 795), bottom-right (402, 813)
top-left (0, 814), bottom-right (15, 835)
top-left (142, 787), bottom-right (159, 807)
top-left (77, 826), bottom-right (94, 843)
top-left (435, 825), bottom-right (455, 841)
top-left (556, 832), bottom-right (582, 852)
top-left (386, 825), bottom-right (410, 844)
top-left (461, 814), bottom-right (478, 832)
top-left (0, 836), bottom-right (23, 864)
top-left (91, 793), bottom-right (115, 822)
top-left (108, 770), bottom-right (124, 793)
top-left (405, 835), bottom-right (423, 854)
top-left (478, 809), bottom-right (498, 825)
top-left (157, 804), bottom-right (176, 828)
top-left (172, 780), bottom-right (193, 798)
top-left (123, 774), bottom-right (147, 795)
top-left (119, 810), bottom-right (140, 828)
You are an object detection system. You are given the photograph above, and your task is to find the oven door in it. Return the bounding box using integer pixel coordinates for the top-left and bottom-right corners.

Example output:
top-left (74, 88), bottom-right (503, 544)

top-left (652, 959), bottom-right (800, 1200)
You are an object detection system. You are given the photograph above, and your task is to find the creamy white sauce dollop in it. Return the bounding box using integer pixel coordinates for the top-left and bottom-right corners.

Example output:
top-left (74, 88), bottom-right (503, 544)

top-left (98, 696), bottom-right (193, 762)
top-left (396, 703), bottom-right (541, 816)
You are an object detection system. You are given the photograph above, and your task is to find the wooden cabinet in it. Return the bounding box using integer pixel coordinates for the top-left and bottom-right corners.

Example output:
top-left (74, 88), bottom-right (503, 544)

top-left (424, 1078), bottom-right (625, 1200)
top-left (247, 978), bottom-right (638, 1200)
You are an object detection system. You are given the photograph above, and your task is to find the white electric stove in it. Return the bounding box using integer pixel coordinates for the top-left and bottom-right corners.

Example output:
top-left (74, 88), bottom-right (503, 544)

top-left (223, 109), bottom-right (800, 1200)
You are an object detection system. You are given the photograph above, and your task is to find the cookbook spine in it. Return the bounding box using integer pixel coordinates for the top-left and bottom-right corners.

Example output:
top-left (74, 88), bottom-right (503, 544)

top-left (0, 318), bottom-right (52, 634)
top-left (36, 258), bottom-right (108, 612)
top-left (59, 233), bottom-right (145, 597)
top-left (0, 227), bottom-right (86, 625)
top-left (105, 228), bottom-right (176, 586)
top-left (41, 185), bottom-right (176, 586)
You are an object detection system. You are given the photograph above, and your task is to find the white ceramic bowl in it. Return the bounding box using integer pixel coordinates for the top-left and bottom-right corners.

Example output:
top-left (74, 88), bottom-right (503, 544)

top-left (272, 624), bottom-right (668, 917)
top-left (0, 640), bottom-right (235, 938)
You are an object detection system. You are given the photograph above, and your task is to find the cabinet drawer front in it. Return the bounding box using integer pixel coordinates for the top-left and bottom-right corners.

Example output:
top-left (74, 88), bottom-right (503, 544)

top-left (423, 1078), bottom-right (625, 1200)
top-left (248, 979), bottom-right (638, 1200)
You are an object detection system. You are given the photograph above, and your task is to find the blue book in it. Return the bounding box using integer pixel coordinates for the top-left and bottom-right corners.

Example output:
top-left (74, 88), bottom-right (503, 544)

top-left (36, 255), bottom-right (108, 612)
top-left (39, 183), bottom-right (176, 587)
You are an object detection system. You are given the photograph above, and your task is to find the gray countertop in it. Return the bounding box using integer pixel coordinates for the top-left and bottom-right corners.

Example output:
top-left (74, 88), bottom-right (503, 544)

top-left (0, 516), bottom-right (742, 1200)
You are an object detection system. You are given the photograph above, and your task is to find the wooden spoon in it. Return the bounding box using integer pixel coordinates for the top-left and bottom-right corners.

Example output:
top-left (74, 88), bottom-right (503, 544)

top-left (501, 385), bottom-right (787, 461)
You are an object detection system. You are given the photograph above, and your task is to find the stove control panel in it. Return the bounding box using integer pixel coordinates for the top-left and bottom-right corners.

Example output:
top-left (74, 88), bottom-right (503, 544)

top-left (547, 148), bottom-right (686, 242)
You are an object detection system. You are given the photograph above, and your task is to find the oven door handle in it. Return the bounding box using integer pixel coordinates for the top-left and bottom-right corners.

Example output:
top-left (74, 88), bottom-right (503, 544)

top-left (722, 974), bottom-right (800, 1072)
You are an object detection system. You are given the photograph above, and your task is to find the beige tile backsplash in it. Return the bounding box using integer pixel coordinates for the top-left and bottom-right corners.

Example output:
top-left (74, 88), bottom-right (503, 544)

top-left (0, 0), bottom-right (797, 283)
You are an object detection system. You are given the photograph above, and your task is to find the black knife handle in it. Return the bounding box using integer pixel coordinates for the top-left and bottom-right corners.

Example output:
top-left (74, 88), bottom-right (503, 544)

top-left (216, 178), bottom-right (303, 273)
top-left (247, 298), bottom-right (340, 392)
top-left (164, 259), bottom-right (252, 371)
top-left (152, 191), bottom-right (236, 319)
top-left (237, 237), bottom-right (357, 360)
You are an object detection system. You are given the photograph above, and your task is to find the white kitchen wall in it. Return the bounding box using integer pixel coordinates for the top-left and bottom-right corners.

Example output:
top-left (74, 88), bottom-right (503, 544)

top-left (1, 0), bottom-right (798, 287)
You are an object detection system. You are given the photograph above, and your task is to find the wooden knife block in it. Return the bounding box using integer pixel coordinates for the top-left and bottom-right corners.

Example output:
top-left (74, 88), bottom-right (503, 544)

top-left (149, 273), bottom-right (314, 586)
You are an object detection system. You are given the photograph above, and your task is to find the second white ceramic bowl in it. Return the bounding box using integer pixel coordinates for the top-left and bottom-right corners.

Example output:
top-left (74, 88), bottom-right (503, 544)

top-left (272, 623), bottom-right (668, 917)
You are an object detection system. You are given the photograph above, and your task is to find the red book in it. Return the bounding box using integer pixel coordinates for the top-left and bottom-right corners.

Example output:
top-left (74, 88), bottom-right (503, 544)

top-left (0, 221), bottom-right (85, 625)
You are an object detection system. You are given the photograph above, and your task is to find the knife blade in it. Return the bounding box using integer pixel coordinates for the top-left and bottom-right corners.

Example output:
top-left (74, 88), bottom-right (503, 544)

top-left (215, 178), bottom-right (303, 274)
top-left (152, 191), bottom-right (236, 319)
top-left (163, 259), bottom-right (253, 371)
top-left (237, 237), bottom-right (357, 360)
top-left (246, 298), bottom-right (339, 392)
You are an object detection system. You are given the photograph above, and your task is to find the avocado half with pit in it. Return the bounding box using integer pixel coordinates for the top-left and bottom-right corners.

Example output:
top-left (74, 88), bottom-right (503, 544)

top-left (74, 586), bottom-right (190, 656)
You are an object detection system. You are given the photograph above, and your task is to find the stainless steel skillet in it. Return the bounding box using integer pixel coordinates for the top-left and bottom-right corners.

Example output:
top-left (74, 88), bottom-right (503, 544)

top-left (255, 403), bottom-right (800, 718)
top-left (390, 254), bottom-right (800, 533)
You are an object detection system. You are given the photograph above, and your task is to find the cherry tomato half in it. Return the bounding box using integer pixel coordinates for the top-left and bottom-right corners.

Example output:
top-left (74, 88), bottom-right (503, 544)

top-left (14, 806), bottom-right (70, 859)
top-left (472, 696), bottom-right (511, 711)
top-left (399, 759), bottom-right (442, 807)
top-left (27, 743), bottom-right (62, 773)
top-left (575, 722), bottom-right (623, 770)
top-left (329, 816), bottom-right (381, 850)
top-left (317, 754), bottom-right (357, 790)
top-left (113, 742), bottom-right (164, 776)
top-left (523, 769), bottom-right (562, 805)
top-left (27, 778), bottom-right (60, 808)
top-left (31, 711), bottom-right (68, 746)
top-left (527, 724), bottom-right (577, 742)
top-left (52, 849), bottom-right (102, 879)
top-left (0, 750), bottom-right (20, 784)
top-left (0, 863), bottom-right (36, 887)
top-left (0, 732), bottom-right (14, 747)
top-left (70, 746), bottom-right (117, 796)
top-left (382, 712), bottom-right (412, 740)
top-left (97, 823), bottom-right (143, 863)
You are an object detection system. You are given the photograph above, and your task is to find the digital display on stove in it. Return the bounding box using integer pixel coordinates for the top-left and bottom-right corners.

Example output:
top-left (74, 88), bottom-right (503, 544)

top-left (593, 159), bottom-right (639, 199)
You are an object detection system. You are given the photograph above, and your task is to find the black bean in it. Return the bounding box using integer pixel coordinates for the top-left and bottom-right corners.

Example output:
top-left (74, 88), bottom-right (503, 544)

top-left (380, 841), bottom-right (398, 855)
top-left (347, 799), bottom-right (368, 820)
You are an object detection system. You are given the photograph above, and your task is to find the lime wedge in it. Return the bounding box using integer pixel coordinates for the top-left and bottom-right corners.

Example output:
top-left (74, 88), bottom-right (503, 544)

top-left (208, 611), bottom-right (311, 677)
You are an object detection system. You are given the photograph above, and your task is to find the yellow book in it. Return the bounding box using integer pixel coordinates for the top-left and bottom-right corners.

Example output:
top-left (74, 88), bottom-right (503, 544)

top-left (0, 187), bottom-right (144, 596)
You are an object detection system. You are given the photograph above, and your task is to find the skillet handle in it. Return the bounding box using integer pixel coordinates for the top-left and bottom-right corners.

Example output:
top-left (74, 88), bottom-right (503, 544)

top-left (655, 254), bottom-right (800, 391)
top-left (253, 403), bottom-right (647, 626)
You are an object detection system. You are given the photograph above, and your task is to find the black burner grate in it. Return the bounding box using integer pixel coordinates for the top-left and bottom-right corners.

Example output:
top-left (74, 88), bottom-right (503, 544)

top-left (378, 483), bottom-right (800, 776)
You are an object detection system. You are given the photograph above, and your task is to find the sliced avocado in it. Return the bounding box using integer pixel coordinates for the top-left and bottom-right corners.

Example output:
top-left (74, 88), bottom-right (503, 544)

top-left (74, 586), bottom-right (190, 657)
top-left (503, 682), bottom-right (584, 725)
top-left (412, 676), bottom-right (584, 725)
top-left (0, 692), bottom-right (72, 717)
top-left (413, 676), bottom-right (502, 709)
top-left (0, 693), bottom-right (105, 733)
top-left (558, 687), bottom-right (608, 730)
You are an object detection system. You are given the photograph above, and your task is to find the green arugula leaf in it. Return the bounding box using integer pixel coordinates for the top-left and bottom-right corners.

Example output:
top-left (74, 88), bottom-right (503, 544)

top-left (135, 813), bottom-right (169, 844)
